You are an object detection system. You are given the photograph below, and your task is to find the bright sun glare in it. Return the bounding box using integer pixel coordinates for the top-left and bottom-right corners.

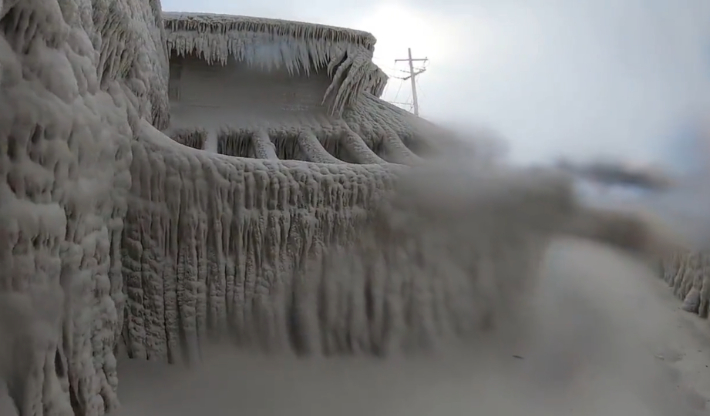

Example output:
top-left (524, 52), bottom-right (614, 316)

top-left (349, 3), bottom-right (494, 111)
top-left (353, 4), bottom-right (464, 65)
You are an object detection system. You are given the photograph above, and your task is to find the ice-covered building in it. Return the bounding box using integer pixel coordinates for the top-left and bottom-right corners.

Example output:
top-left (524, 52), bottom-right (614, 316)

top-left (0, 1), bottom-right (686, 415)
top-left (161, 12), bottom-right (434, 164)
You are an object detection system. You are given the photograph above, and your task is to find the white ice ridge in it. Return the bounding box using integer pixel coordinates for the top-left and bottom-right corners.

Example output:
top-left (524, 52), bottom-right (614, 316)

top-left (662, 251), bottom-right (710, 317)
top-left (163, 12), bottom-right (388, 116)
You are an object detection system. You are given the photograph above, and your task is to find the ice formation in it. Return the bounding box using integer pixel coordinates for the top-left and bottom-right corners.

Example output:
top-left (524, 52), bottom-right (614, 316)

top-left (662, 252), bottom-right (710, 316)
top-left (164, 12), bottom-right (387, 116)
top-left (0, 0), bottom-right (165, 413)
top-left (0, 1), bottom-right (686, 415)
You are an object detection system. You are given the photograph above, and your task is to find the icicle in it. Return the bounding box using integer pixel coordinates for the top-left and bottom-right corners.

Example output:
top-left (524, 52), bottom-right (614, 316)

top-left (204, 130), bottom-right (218, 153)
top-left (162, 13), bottom-right (387, 116)
top-left (296, 130), bottom-right (344, 164)
top-left (251, 130), bottom-right (279, 160)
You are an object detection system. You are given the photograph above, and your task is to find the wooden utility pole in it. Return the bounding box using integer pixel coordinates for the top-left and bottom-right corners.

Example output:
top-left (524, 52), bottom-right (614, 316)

top-left (394, 48), bottom-right (428, 116)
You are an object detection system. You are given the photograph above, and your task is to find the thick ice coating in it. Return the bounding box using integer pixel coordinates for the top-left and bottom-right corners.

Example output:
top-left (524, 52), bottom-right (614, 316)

top-left (164, 12), bottom-right (387, 117)
top-left (662, 251), bottom-right (710, 316)
top-left (162, 11), bottom-right (437, 165)
top-left (0, 0), bottom-right (690, 415)
top-left (0, 0), bottom-right (164, 413)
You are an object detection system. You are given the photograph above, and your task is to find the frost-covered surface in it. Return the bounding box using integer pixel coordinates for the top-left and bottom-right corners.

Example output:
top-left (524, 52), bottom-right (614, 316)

top-left (167, 122), bottom-right (397, 164)
top-left (0, 0), bottom-right (165, 414)
top-left (123, 120), bottom-right (395, 361)
top-left (162, 13), bottom-right (428, 164)
top-left (123, 124), bottom-right (680, 363)
top-left (0, 1), bottom-right (689, 415)
top-left (164, 57), bottom-right (419, 164)
top-left (661, 252), bottom-right (710, 317)
top-left (163, 12), bottom-right (387, 117)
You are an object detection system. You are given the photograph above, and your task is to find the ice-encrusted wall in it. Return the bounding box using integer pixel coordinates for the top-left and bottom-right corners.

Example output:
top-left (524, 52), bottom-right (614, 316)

top-left (0, 0), bottom-right (166, 414)
top-left (168, 55), bottom-right (333, 131)
top-left (662, 252), bottom-right (710, 317)
top-left (124, 122), bottom-right (684, 364)
top-left (163, 12), bottom-right (387, 118)
top-left (123, 121), bottom-right (395, 362)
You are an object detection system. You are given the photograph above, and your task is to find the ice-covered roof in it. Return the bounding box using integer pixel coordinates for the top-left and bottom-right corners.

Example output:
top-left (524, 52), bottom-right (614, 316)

top-left (163, 12), bottom-right (378, 50)
top-left (162, 12), bottom-right (388, 116)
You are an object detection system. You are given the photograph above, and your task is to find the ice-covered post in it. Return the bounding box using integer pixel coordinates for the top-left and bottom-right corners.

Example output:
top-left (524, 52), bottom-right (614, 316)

top-left (204, 130), bottom-right (218, 153)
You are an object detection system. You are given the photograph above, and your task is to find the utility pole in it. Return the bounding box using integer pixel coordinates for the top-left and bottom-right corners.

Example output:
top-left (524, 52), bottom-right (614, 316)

top-left (394, 48), bottom-right (427, 116)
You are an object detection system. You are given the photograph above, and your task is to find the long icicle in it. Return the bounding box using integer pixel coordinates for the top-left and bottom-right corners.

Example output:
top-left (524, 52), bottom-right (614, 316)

top-left (163, 13), bottom-right (389, 116)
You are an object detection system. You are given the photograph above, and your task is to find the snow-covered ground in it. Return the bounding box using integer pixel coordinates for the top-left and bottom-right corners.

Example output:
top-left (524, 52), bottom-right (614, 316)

top-left (115, 239), bottom-right (710, 416)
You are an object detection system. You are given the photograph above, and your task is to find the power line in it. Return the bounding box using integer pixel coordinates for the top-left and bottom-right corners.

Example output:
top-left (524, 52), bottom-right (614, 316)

top-left (381, 82), bottom-right (390, 98)
top-left (414, 76), bottom-right (423, 114)
top-left (392, 79), bottom-right (404, 104)
top-left (390, 102), bottom-right (413, 112)
top-left (394, 48), bottom-right (428, 116)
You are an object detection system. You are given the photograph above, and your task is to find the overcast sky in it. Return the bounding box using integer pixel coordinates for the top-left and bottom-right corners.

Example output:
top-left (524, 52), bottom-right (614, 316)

top-left (163, 0), bottom-right (710, 168)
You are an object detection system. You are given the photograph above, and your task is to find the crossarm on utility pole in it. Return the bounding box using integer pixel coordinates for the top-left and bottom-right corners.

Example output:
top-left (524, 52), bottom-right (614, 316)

top-left (393, 48), bottom-right (428, 116)
top-left (401, 68), bottom-right (426, 81)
